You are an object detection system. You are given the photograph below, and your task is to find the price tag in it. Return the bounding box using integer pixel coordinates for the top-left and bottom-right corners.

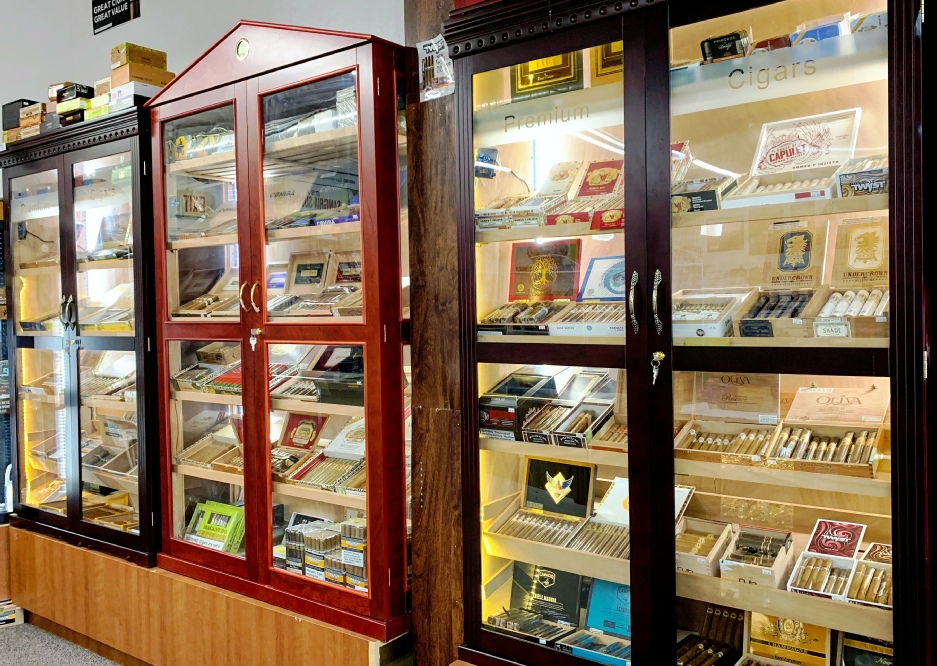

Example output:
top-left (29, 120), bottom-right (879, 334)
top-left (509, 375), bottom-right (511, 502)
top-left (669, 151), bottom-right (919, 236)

top-left (876, 316), bottom-right (887, 323)
top-left (813, 318), bottom-right (851, 337)
top-left (758, 414), bottom-right (778, 425)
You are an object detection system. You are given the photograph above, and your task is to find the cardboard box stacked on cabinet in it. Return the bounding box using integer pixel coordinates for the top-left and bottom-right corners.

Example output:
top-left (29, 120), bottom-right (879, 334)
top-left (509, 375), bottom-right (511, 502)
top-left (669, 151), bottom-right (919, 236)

top-left (107, 43), bottom-right (174, 115)
top-left (1, 98), bottom-right (41, 145)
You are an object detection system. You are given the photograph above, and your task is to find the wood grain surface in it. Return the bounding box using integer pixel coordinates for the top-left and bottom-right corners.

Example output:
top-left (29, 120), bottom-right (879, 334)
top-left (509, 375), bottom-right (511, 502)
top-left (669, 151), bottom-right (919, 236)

top-left (405, 0), bottom-right (465, 664)
top-left (0, 525), bottom-right (10, 601)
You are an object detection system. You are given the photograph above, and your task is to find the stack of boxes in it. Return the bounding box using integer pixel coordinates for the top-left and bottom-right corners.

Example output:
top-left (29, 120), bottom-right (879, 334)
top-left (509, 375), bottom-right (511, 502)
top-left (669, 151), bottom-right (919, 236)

top-left (1, 42), bottom-right (171, 146)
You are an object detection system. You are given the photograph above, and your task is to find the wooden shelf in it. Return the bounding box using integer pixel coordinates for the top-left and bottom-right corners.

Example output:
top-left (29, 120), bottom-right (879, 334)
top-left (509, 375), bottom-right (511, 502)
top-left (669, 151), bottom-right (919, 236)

top-left (77, 258), bottom-right (133, 273)
top-left (16, 266), bottom-right (60, 277)
top-left (478, 333), bottom-right (626, 346)
top-left (675, 336), bottom-right (889, 349)
top-left (672, 194), bottom-right (888, 230)
top-left (475, 222), bottom-right (622, 245)
top-left (171, 390), bottom-right (242, 406)
top-left (167, 126), bottom-right (358, 181)
top-left (81, 398), bottom-right (137, 412)
top-left (167, 233), bottom-right (239, 251)
top-left (273, 482), bottom-right (367, 510)
top-left (174, 463), bottom-right (243, 486)
top-left (19, 393), bottom-right (63, 407)
top-left (479, 437), bottom-right (627, 467)
top-left (676, 571), bottom-right (892, 642)
top-left (270, 398), bottom-right (364, 418)
top-left (674, 458), bottom-right (890, 498)
top-left (266, 221), bottom-right (361, 242)
top-left (79, 329), bottom-right (134, 337)
top-left (484, 530), bottom-right (630, 586)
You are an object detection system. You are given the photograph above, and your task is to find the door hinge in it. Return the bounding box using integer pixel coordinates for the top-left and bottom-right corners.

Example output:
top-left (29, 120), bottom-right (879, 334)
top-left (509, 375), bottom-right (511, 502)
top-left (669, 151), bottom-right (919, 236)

top-left (389, 568), bottom-right (392, 586)
top-left (925, 350), bottom-right (929, 380)
top-left (143, 162), bottom-right (147, 176)
top-left (377, 78), bottom-right (380, 96)
top-left (147, 337), bottom-right (151, 352)
top-left (384, 325), bottom-right (387, 342)
top-left (151, 512), bottom-right (155, 527)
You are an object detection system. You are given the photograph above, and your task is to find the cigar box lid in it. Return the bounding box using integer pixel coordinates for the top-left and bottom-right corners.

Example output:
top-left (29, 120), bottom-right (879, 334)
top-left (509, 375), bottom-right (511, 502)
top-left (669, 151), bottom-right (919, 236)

top-left (578, 255), bottom-right (625, 302)
top-left (584, 578), bottom-right (631, 639)
top-left (576, 160), bottom-right (624, 198)
top-left (522, 456), bottom-right (595, 519)
top-left (511, 562), bottom-right (583, 627)
top-left (508, 239), bottom-right (582, 302)
top-left (749, 108), bottom-right (861, 178)
top-left (785, 385), bottom-right (890, 424)
top-left (830, 217), bottom-right (889, 289)
top-left (674, 485), bottom-right (695, 524)
top-left (536, 161), bottom-right (584, 198)
top-left (593, 476), bottom-right (629, 526)
top-left (761, 219), bottom-right (828, 290)
top-left (861, 542), bottom-right (892, 564)
top-left (323, 417), bottom-right (366, 461)
top-left (806, 519), bottom-right (867, 558)
top-left (747, 613), bottom-right (832, 666)
top-left (555, 369), bottom-right (610, 402)
top-left (681, 372), bottom-right (780, 424)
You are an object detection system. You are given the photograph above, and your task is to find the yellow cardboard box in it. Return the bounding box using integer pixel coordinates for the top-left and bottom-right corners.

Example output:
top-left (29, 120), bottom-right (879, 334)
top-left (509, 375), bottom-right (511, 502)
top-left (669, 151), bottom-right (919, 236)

top-left (111, 43), bottom-right (167, 70)
top-left (110, 63), bottom-right (175, 89)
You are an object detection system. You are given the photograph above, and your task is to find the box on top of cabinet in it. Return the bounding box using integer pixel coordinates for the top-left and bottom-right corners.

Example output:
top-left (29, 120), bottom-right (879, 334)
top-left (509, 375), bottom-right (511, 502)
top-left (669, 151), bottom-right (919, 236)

top-left (111, 43), bottom-right (168, 70)
top-left (111, 63), bottom-right (175, 89)
top-left (3, 99), bottom-right (37, 130)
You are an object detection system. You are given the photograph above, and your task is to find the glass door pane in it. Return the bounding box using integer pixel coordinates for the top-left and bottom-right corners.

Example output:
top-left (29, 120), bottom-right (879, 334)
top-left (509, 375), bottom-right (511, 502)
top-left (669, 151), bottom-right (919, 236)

top-left (162, 106), bottom-right (242, 321)
top-left (16, 347), bottom-right (68, 513)
top-left (78, 349), bottom-right (139, 532)
top-left (267, 343), bottom-right (369, 593)
top-left (473, 40), bottom-right (632, 661)
top-left (167, 339), bottom-right (246, 557)
top-left (74, 153), bottom-right (135, 337)
top-left (9, 169), bottom-right (64, 336)
top-left (669, 0), bottom-right (893, 659)
top-left (261, 73), bottom-right (363, 323)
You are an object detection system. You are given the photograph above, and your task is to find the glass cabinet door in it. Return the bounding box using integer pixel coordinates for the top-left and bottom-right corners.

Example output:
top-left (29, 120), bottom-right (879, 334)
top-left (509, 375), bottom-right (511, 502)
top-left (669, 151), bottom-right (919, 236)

top-left (162, 106), bottom-right (242, 321)
top-left (15, 345), bottom-right (69, 514)
top-left (261, 74), bottom-right (363, 323)
top-left (669, 0), bottom-right (893, 660)
top-left (472, 40), bottom-right (634, 662)
top-left (167, 339), bottom-right (246, 558)
top-left (9, 169), bottom-right (65, 337)
top-left (267, 343), bottom-right (369, 591)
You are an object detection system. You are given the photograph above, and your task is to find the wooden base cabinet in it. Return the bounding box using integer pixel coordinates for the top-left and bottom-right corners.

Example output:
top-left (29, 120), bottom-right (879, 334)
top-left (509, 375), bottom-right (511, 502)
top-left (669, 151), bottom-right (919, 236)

top-left (1, 107), bottom-right (158, 566)
top-left (438, 0), bottom-right (927, 664)
top-left (148, 22), bottom-right (411, 641)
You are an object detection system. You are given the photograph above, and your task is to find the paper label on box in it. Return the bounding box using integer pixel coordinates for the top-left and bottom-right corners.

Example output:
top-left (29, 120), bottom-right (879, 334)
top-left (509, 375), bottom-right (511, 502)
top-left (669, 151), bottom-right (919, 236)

top-left (341, 548), bottom-right (365, 567)
top-left (749, 613), bottom-right (831, 666)
top-left (762, 220), bottom-right (826, 289)
top-left (814, 318), bottom-right (851, 337)
top-left (751, 108), bottom-right (860, 176)
top-left (693, 372), bottom-right (780, 422)
top-left (786, 386), bottom-right (889, 423)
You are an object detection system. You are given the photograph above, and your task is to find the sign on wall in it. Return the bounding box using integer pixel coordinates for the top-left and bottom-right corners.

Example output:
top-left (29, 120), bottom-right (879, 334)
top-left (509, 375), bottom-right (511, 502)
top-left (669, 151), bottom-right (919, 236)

top-left (92, 0), bottom-right (141, 35)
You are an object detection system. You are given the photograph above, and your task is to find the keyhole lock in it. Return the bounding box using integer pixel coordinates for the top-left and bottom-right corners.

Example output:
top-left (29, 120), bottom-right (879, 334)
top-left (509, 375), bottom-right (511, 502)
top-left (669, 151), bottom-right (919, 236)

top-left (651, 351), bottom-right (666, 385)
top-left (249, 328), bottom-right (262, 351)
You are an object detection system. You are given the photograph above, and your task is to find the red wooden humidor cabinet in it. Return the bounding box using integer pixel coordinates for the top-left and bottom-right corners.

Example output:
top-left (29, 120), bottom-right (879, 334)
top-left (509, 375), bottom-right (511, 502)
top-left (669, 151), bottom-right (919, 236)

top-left (148, 22), bottom-right (410, 640)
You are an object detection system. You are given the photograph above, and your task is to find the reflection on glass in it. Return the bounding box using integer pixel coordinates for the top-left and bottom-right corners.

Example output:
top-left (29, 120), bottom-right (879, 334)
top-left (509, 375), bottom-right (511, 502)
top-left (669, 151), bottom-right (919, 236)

top-left (398, 74), bottom-right (410, 320)
top-left (670, 0), bottom-right (889, 349)
top-left (473, 42), bottom-right (626, 345)
top-left (17, 348), bottom-right (68, 512)
top-left (168, 339), bottom-right (245, 557)
top-left (163, 106), bottom-right (241, 320)
top-left (477, 363), bottom-right (630, 655)
top-left (268, 343), bottom-right (368, 593)
top-left (10, 169), bottom-right (64, 336)
top-left (74, 153), bottom-right (136, 336)
top-left (78, 349), bottom-right (139, 532)
top-left (404, 346), bottom-right (412, 588)
top-left (262, 73), bottom-right (363, 322)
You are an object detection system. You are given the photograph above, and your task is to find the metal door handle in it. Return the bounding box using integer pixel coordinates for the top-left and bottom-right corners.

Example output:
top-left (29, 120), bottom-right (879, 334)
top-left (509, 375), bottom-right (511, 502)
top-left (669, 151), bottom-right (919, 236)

top-left (628, 271), bottom-right (639, 334)
top-left (250, 281), bottom-right (261, 313)
top-left (238, 282), bottom-right (249, 313)
top-left (66, 295), bottom-right (77, 330)
top-left (59, 296), bottom-right (68, 325)
top-left (652, 269), bottom-right (663, 335)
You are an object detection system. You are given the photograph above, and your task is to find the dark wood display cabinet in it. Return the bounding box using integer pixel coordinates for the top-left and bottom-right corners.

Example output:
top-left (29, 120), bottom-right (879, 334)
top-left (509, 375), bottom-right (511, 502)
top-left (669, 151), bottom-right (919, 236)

top-left (1, 107), bottom-right (159, 565)
top-left (441, 0), bottom-right (927, 664)
top-left (148, 22), bottom-right (411, 641)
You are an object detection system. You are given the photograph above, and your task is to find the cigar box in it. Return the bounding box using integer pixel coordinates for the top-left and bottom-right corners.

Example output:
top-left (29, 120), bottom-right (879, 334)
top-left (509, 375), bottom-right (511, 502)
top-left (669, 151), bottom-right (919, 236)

top-left (509, 195), bottom-right (566, 227)
top-left (850, 11), bottom-right (888, 33)
top-left (480, 366), bottom-right (576, 440)
top-left (766, 424), bottom-right (884, 478)
top-left (745, 613), bottom-right (833, 666)
top-left (56, 84), bottom-right (94, 103)
top-left (173, 270), bottom-right (241, 317)
top-left (723, 109), bottom-right (861, 208)
top-left (787, 551), bottom-right (857, 600)
top-left (671, 177), bottom-right (737, 213)
top-left (99, 415), bottom-right (138, 448)
top-left (835, 155), bottom-right (888, 197)
top-left (555, 578), bottom-right (632, 664)
top-left (18, 125), bottom-right (40, 140)
top-left (322, 418), bottom-right (366, 461)
top-left (674, 420), bottom-right (781, 466)
top-left (790, 14), bottom-right (850, 45)
top-left (56, 98), bottom-right (91, 115)
top-left (671, 141), bottom-right (693, 185)
top-left (111, 43), bottom-right (168, 70)
top-left (95, 448), bottom-right (139, 493)
top-left (110, 63), bottom-right (175, 89)
top-left (672, 289), bottom-right (752, 338)
top-left (545, 197), bottom-right (595, 226)
top-left (539, 161), bottom-right (585, 198)
top-left (719, 525), bottom-right (795, 588)
top-left (474, 195), bottom-right (528, 229)
top-left (210, 446), bottom-right (244, 475)
top-left (675, 518), bottom-right (733, 576)
top-left (3, 99), bottom-right (37, 130)
top-left (785, 385), bottom-right (890, 425)
top-left (196, 341), bottom-right (242, 366)
top-left (94, 78), bottom-right (112, 97)
top-left (175, 434), bottom-right (235, 469)
top-left (749, 35), bottom-right (792, 54)
top-left (89, 93), bottom-right (111, 109)
top-left (577, 160), bottom-right (623, 198)
top-left (28, 436), bottom-right (63, 475)
top-left (838, 634), bottom-right (894, 666)
top-left (701, 30), bottom-right (749, 63)
top-left (590, 191), bottom-right (624, 230)
top-left (2, 128), bottom-right (22, 144)
top-left (60, 111), bottom-right (85, 127)
top-left (271, 447), bottom-right (313, 482)
top-left (19, 103), bottom-right (47, 126)
top-left (553, 402), bottom-right (614, 448)
top-left (486, 607), bottom-right (577, 647)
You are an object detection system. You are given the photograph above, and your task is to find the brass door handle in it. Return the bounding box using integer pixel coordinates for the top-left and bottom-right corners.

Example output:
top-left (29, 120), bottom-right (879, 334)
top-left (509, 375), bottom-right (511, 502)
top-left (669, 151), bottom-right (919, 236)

top-left (250, 281), bottom-right (261, 313)
top-left (628, 271), bottom-right (639, 334)
top-left (238, 282), bottom-right (249, 313)
top-left (59, 295), bottom-right (68, 325)
top-left (66, 295), bottom-right (77, 330)
top-left (652, 269), bottom-right (663, 335)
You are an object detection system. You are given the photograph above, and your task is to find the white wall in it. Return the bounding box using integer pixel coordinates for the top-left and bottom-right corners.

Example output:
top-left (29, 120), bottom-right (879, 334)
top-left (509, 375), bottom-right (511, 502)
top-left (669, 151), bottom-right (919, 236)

top-left (0, 0), bottom-right (405, 104)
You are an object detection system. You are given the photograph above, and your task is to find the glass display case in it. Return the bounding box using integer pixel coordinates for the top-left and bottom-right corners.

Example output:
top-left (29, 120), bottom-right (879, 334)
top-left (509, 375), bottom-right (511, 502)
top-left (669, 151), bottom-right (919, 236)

top-left (445, 0), bottom-right (924, 664)
top-left (1, 106), bottom-right (157, 564)
top-left (149, 22), bottom-right (410, 640)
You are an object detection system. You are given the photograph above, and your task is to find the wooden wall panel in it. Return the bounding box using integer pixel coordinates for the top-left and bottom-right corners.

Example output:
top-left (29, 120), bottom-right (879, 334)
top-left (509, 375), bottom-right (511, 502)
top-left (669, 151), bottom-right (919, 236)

top-left (10, 529), bottom-right (378, 666)
top-left (0, 525), bottom-right (10, 600)
top-left (405, 1), bottom-right (465, 666)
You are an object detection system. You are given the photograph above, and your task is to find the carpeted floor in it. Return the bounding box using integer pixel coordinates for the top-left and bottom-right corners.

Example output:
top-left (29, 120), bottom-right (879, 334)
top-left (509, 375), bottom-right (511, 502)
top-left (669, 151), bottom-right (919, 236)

top-left (0, 624), bottom-right (118, 665)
